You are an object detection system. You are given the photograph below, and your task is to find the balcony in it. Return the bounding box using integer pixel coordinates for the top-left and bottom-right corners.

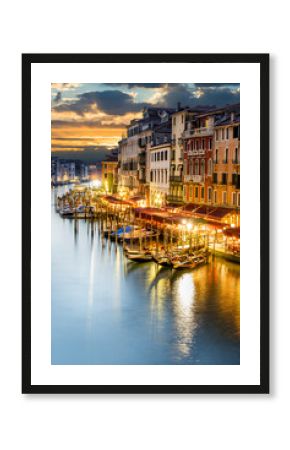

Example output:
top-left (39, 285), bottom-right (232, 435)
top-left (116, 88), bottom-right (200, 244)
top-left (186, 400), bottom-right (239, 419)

top-left (169, 175), bottom-right (183, 183)
top-left (183, 174), bottom-right (205, 183)
top-left (183, 126), bottom-right (214, 139)
top-left (188, 149), bottom-right (205, 157)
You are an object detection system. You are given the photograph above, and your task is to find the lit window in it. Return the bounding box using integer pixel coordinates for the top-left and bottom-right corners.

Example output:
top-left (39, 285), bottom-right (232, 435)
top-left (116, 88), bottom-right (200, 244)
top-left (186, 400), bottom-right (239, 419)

top-left (222, 191), bottom-right (227, 204)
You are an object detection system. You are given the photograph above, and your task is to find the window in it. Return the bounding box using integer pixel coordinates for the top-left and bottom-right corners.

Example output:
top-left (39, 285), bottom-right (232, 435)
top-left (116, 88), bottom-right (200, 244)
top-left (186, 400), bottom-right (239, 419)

top-left (208, 187), bottom-right (212, 202)
top-left (232, 174), bottom-right (240, 188)
top-left (222, 173), bottom-right (227, 185)
top-left (213, 173), bottom-right (218, 184)
top-left (200, 159), bottom-right (205, 176)
top-left (214, 190), bottom-right (217, 204)
top-left (173, 117), bottom-right (176, 126)
top-left (222, 191), bottom-right (227, 205)
top-left (221, 128), bottom-right (224, 140)
top-left (165, 170), bottom-right (167, 184)
top-left (225, 148), bottom-right (228, 163)
top-left (215, 130), bottom-right (219, 141)
top-left (233, 147), bottom-right (239, 164)
top-left (150, 171), bottom-right (153, 182)
top-left (232, 192), bottom-right (237, 206)
top-left (181, 114), bottom-right (184, 124)
top-left (189, 159), bottom-right (193, 175)
top-left (208, 159), bottom-right (212, 175)
top-left (209, 138), bottom-right (212, 149)
top-left (202, 139), bottom-right (205, 150)
top-left (161, 152), bottom-right (164, 161)
top-left (237, 193), bottom-right (240, 207)
top-left (215, 149), bottom-right (218, 163)
top-left (233, 126), bottom-right (240, 139)
top-left (195, 187), bottom-right (199, 198)
top-left (157, 152), bottom-right (160, 161)
top-left (226, 128), bottom-right (229, 140)
top-left (189, 185), bottom-right (193, 199)
top-left (195, 159), bottom-right (199, 175)
top-left (165, 150), bottom-right (168, 160)
top-left (161, 170), bottom-right (163, 183)
top-left (201, 187), bottom-right (204, 199)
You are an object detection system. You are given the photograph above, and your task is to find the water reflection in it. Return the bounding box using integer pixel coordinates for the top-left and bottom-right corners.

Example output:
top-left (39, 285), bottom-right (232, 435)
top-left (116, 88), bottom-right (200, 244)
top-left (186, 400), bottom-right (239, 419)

top-left (52, 186), bottom-right (240, 365)
top-left (173, 273), bottom-right (197, 358)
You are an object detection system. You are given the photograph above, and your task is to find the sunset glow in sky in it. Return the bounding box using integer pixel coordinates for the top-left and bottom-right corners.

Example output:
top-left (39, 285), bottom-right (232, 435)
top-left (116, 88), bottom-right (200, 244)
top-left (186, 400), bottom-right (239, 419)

top-left (51, 83), bottom-right (240, 162)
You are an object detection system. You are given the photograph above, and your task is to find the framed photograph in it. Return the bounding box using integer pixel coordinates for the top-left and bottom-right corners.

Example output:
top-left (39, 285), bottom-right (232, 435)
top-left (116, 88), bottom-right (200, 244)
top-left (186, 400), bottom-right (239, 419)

top-left (22, 53), bottom-right (269, 394)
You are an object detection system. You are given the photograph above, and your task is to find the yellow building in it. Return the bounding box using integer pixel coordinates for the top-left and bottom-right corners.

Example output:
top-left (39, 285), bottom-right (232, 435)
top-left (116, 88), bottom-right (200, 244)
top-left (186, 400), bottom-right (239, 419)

top-left (101, 160), bottom-right (118, 193)
top-left (212, 111), bottom-right (240, 209)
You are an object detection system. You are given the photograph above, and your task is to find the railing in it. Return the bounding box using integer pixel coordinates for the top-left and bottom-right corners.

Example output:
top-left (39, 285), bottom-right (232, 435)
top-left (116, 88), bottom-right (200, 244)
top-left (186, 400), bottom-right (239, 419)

top-left (187, 149), bottom-right (205, 156)
top-left (166, 195), bottom-right (184, 204)
top-left (169, 175), bottom-right (182, 182)
top-left (183, 126), bottom-right (214, 139)
top-left (183, 174), bottom-right (205, 183)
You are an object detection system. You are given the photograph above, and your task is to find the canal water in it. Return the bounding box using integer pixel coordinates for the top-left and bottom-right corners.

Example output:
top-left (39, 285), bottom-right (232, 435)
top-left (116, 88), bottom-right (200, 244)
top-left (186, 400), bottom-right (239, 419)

top-left (51, 186), bottom-right (240, 365)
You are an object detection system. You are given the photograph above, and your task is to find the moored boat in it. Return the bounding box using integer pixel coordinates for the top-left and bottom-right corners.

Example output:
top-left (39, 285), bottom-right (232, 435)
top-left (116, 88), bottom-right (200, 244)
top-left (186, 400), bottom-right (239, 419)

top-left (172, 255), bottom-right (207, 270)
top-left (60, 207), bottom-right (75, 217)
top-left (126, 252), bottom-right (153, 262)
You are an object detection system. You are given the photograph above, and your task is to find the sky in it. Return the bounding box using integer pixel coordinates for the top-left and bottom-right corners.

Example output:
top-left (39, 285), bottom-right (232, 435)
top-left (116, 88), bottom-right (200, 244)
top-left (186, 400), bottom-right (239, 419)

top-left (51, 83), bottom-right (240, 163)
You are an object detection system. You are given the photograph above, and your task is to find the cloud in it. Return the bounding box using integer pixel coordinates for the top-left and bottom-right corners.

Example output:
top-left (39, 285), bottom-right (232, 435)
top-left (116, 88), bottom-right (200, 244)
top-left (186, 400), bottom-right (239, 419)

top-left (156, 83), bottom-right (240, 109)
top-left (103, 83), bottom-right (167, 89)
top-left (51, 119), bottom-right (129, 128)
top-left (52, 89), bottom-right (151, 116)
top-left (52, 91), bottom-right (62, 104)
top-left (51, 83), bottom-right (80, 90)
top-left (193, 83), bottom-right (239, 88)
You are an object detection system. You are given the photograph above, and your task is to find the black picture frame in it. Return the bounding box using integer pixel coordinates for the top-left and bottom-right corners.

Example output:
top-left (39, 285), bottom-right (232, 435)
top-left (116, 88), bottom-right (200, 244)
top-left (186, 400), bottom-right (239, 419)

top-left (22, 53), bottom-right (269, 394)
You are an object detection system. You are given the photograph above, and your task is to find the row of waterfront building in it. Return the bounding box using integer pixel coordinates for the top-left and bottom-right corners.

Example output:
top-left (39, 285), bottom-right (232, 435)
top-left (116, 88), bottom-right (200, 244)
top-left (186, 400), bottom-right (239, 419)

top-left (51, 157), bottom-right (89, 185)
top-left (102, 103), bottom-right (240, 210)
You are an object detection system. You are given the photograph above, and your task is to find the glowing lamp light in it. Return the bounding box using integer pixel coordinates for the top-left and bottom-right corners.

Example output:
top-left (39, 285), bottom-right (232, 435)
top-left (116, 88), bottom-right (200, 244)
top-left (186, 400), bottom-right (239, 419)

top-left (186, 223), bottom-right (193, 231)
top-left (92, 179), bottom-right (102, 188)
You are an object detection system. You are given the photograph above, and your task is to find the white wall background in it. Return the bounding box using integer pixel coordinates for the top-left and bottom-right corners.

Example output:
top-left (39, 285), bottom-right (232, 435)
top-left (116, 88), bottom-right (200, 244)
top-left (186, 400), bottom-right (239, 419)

top-left (0, 1), bottom-right (286, 449)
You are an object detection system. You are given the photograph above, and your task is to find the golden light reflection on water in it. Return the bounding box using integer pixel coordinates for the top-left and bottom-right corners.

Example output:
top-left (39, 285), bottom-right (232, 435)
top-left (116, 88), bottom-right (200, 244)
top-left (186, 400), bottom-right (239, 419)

top-left (172, 273), bottom-right (197, 358)
top-left (145, 258), bottom-right (240, 361)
